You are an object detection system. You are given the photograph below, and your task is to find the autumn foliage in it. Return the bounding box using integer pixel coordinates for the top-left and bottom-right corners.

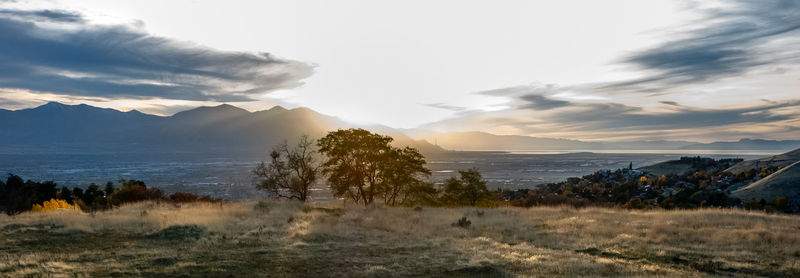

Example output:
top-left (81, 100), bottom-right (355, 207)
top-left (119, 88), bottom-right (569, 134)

top-left (31, 198), bottom-right (77, 212)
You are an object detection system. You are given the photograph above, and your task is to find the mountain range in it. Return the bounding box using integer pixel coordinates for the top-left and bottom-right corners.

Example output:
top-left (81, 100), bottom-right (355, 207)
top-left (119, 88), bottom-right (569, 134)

top-left (404, 131), bottom-right (800, 152)
top-left (0, 102), bottom-right (441, 155)
top-left (1, 102), bottom-right (798, 155)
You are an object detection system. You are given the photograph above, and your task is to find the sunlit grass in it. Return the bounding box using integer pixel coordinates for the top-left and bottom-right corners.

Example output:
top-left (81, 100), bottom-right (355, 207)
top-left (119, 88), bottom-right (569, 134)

top-left (1, 201), bottom-right (799, 277)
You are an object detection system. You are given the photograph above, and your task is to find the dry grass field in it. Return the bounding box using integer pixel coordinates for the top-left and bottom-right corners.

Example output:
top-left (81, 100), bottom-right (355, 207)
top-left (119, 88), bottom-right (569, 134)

top-left (2, 201), bottom-right (799, 277)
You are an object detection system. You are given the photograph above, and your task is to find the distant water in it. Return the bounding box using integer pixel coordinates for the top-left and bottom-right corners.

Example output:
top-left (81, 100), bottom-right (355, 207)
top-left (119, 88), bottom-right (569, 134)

top-left (504, 149), bottom-right (783, 156)
top-left (0, 150), bottom-right (769, 200)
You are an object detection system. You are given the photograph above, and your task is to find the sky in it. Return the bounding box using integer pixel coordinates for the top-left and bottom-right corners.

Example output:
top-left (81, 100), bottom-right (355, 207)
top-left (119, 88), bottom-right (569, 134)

top-left (0, 0), bottom-right (798, 142)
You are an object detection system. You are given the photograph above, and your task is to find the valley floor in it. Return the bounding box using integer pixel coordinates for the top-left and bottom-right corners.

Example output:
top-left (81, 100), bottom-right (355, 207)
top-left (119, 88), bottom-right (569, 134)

top-left (1, 201), bottom-right (799, 277)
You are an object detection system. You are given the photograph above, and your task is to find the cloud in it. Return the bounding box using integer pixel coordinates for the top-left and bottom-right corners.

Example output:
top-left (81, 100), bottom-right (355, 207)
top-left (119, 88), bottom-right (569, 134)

top-left (0, 96), bottom-right (33, 109)
top-left (519, 94), bottom-right (570, 110)
top-left (554, 101), bottom-right (799, 131)
top-left (477, 85), bottom-right (572, 110)
top-left (0, 9), bottom-right (83, 22)
top-left (418, 2), bottom-right (800, 141)
top-left (0, 9), bottom-right (314, 102)
top-left (424, 85), bottom-right (800, 141)
top-left (425, 102), bottom-right (467, 111)
top-left (610, 0), bottom-right (800, 90)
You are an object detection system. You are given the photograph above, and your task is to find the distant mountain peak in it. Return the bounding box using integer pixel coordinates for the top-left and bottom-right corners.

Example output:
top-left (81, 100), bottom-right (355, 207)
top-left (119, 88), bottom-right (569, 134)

top-left (32, 101), bottom-right (98, 113)
top-left (125, 109), bottom-right (145, 115)
top-left (177, 104), bottom-right (249, 114)
top-left (169, 103), bottom-right (251, 123)
top-left (214, 103), bottom-right (238, 109)
top-left (36, 101), bottom-right (68, 109)
top-left (289, 107), bottom-right (315, 113)
top-left (212, 103), bottom-right (248, 111)
top-left (267, 105), bottom-right (287, 112)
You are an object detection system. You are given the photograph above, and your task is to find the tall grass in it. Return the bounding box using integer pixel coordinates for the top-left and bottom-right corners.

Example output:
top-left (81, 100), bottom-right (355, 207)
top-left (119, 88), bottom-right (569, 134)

top-left (1, 201), bottom-right (799, 276)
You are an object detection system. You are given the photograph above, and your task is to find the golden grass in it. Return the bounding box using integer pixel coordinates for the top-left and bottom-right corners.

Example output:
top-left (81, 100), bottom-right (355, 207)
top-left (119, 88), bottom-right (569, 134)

top-left (1, 201), bottom-right (799, 277)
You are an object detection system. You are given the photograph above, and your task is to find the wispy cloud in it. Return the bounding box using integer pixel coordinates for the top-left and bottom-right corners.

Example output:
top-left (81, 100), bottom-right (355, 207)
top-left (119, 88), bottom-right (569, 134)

top-left (423, 85), bottom-right (800, 140)
top-left (425, 102), bottom-right (467, 111)
top-left (610, 0), bottom-right (800, 91)
top-left (420, 1), bottom-right (800, 140)
top-left (0, 9), bottom-right (83, 22)
top-left (0, 8), bottom-right (313, 102)
top-left (477, 85), bottom-right (571, 111)
top-left (552, 101), bottom-right (800, 131)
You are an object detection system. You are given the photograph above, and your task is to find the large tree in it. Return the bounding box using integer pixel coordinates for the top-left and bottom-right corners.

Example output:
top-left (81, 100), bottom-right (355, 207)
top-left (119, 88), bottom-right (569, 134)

top-left (317, 129), bottom-right (393, 205)
top-left (317, 128), bottom-right (431, 206)
top-left (254, 135), bottom-right (321, 201)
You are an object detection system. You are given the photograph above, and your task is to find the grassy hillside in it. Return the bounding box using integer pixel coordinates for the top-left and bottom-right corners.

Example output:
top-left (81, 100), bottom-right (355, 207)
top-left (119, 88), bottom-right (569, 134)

top-left (725, 148), bottom-right (800, 174)
top-left (637, 160), bottom-right (695, 176)
top-left (637, 156), bottom-right (742, 176)
top-left (732, 161), bottom-right (800, 201)
top-left (2, 201), bottom-right (799, 277)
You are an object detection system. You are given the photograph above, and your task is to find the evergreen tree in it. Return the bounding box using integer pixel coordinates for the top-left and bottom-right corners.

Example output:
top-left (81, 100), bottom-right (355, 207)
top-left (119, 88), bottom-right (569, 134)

top-left (60, 186), bottom-right (74, 203)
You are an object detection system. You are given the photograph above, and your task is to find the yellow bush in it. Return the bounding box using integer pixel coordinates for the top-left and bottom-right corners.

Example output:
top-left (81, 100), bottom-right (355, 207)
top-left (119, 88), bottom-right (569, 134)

top-left (31, 198), bottom-right (77, 212)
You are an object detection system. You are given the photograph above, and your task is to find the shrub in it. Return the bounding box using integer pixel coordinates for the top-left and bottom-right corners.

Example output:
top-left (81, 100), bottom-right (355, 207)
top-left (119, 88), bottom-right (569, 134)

top-left (452, 217), bottom-right (471, 228)
top-left (623, 198), bottom-right (647, 209)
top-left (169, 192), bottom-right (199, 203)
top-left (110, 179), bottom-right (164, 205)
top-left (31, 198), bottom-right (77, 212)
top-left (169, 192), bottom-right (223, 203)
top-left (772, 196), bottom-right (789, 210)
top-left (440, 169), bottom-right (493, 206)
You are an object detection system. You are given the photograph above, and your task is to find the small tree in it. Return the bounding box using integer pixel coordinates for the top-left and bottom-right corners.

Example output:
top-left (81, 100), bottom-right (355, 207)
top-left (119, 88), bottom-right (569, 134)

top-left (1, 174), bottom-right (28, 214)
top-left (440, 168), bottom-right (492, 206)
top-left (772, 196), bottom-right (789, 211)
top-left (107, 179), bottom-right (163, 208)
top-left (379, 146), bottom-right (431, 206)
top-left (254, 135), bottom-right (321, 201)
top-left (104, 182), bottom-right (116, 197)
top-left (59, 186), bottom-right (74, 203)
top-left (71, 187), bottom-right (84, 203)
top-left (402, 181), bottom-right (439, 206)
top-left (82, 184), bottom-right (103, 207)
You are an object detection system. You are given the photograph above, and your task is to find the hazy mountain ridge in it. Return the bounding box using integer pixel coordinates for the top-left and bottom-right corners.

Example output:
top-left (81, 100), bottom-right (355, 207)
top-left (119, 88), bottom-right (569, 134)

top-left (0, 102), bottom-right (441, 155)
top-left (409, 130), bottom-right (800, 152)
top-left (680, 138), bottom-right (800, 150)
top-left (2, 102), bottom-right (797, 155)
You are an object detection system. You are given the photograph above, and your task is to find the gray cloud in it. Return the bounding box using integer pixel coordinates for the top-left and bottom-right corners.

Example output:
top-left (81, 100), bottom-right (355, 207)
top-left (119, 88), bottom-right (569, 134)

top-left (519, 94), bottom-right (570, 110)
top-left (610, 0), bottom-right (800, 90)
top-left (431, 85), bottom-right (800, 140)
top-left (0, 9), bottom-right (83, 22)
top-left (425, 102), bottom-right (467, 111)
top-left (551, 101), bottom-right (799, 131)
top-left (478, 85), bottom-right (572, 111)
top-left (0, 9), bottom-right (314, 102)
top-left (502, 89), bottom-right (800, 131)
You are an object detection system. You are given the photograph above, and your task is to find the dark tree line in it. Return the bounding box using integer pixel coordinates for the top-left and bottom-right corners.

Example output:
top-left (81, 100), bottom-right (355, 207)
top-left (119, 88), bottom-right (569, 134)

top-left (0, 175), bottom-right (221, 215)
